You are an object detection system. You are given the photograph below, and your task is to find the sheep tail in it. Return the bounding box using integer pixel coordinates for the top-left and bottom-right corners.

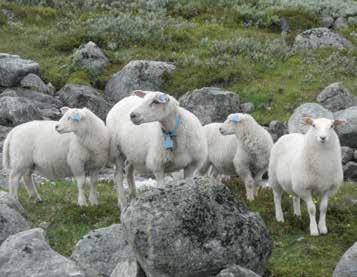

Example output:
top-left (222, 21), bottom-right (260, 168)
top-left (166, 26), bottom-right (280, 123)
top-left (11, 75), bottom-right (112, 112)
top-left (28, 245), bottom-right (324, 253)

top-left (2, 132), bottom-right (11, 170)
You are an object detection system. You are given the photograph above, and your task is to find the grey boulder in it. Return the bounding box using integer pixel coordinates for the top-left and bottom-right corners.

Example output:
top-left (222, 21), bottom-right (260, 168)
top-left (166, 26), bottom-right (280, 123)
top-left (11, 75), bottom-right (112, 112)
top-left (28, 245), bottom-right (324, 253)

top-left (72, 41), bottom-right (109, 75)
top-left (0, 228), bottom-right (85, 277)
top-left (0, 96), bottom-right (42, 126)
top-left (110, 257), bottom-right (146, 277)
top-left (288, 103), bottom-right (333, 134)
top-left (105, 60), bottom-right (175, 102)
top-left (268, 120), bottom-right (288, 142)
top-left (0, 191), bottom-right (25, 215)
top-left (240, 102), bottom-right (255, 114)
top-left (334, 17), bottom-right (348, 30)
top-left (0, 54), bottom-right (40, 87)
top-left (71, 224), bottom-right (135, 277)
top-left (333, 242), bottom-right (357, 277)
top-left (179, 87), bottom-right (240, 125)
top-left (321, 16), bottom-right (334, 28)
top-left (58, 84), bottom-right (112, 121)
top-left (294, 28), bottom-right (353, 50)
top-left (343, 162), bottom-right (357, 182)
top-left (20, 73), bottom-right (49, 94)
top-left (341, 146), bottom-right (354, 164)
top-left (216, 265), bottom-right (261, 277)
top-left (334, 106), bottom-right (357, 148)
top-left (316, 82), bottom-right (354, 112)
top-left (121, 177), bottom-right (272, 277)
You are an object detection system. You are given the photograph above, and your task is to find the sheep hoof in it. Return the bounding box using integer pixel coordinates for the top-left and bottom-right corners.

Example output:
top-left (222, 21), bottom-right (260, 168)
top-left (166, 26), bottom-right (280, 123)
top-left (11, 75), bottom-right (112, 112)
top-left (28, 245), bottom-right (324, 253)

top-left (78, 199), bottom-right (88, 207)
top-left (318, 225), bottom-right (328, 235)
top-left (310, 230), bottom-right (319, 236)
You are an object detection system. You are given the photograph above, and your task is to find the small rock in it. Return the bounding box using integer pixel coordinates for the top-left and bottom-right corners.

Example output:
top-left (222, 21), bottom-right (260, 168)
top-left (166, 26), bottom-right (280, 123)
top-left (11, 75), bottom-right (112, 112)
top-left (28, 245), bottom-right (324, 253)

top-left (72, 41), bottom-right (109, 75)
top-left (240, 102), bottom-right (255, 114)
top-left (47, 82), bottom-right (56, 96)
top-left (341, 146), bottom-right (354, 164)
top-left (0, 228), bottom-right (85, 277)
top-left (343, 161), bottom-right (357, 181)
top-left (334, 17), bottom-right (348, 30)
top-left (334, 106), bottom-right (357, 148)
top-left (179, 87), bottom-right (241, 125)
top-left (288, 103), bottom-right (333, 134)
top-left (0, 54), bottom-right (40, 87)
top-left (268, 120), bottom-right (288, 142)
top-left (216, 265), bottom-right (261, 277)
top-left (58, 84), bottom-right (112, 121)
top-left (110, 257), bottom-right (146, 277)
top-left (279, 17), bottom-right (289, 33)
top-left (20, 73), bottom-right (49, 94)
top-left (105, 60), bottom-right (176, 102)
top-left (321, 16), bottom-right (334, 28)
top-left (294, 27), bottom-right (353, 50)
top-left (316, 82), bottom-right (354, 112)
top-left (333, 242), bottom-right (357, 277)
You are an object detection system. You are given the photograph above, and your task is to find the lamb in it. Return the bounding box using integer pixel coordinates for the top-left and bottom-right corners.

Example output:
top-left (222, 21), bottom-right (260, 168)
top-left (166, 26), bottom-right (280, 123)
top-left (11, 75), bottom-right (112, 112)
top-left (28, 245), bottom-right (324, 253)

top-left (217, 113), bottom-right (273, 200)
top-left (106, 90), bottom-right (207, 207)
top-left (2, 107), bottom-right (110, 207)
top-left (268, 117), bottom-right (345, 236)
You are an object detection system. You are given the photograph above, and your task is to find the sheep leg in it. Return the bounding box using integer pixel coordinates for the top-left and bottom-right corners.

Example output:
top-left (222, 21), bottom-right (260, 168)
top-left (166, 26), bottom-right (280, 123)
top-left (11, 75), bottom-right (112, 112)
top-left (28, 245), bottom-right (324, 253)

top-left (114, 158), bottom-right (127, 209)
top-left (184, 163), bottom-right (197, 179)
top-left (303, 193), bottom-right (319, 236)
top-left (197, 159), bottom-right (211, 176)
top-left (23, 171), bottom-right (42, 203)
top-left (254, 170), bottom-right (266, 196)
top-left (318, 192), bottom-right (329, 235)
top-left (273, 186), bottom-right (284, 222)
top-left (88, 172), bottom-right (99, 206)
top-left (154, 171), bottom-right (165, 187)
top-left (126, 163), bottom-right (136, 200)
top-left (74, 175), bottom-right (87, 207)
top-left (9, 170), bottom-right (22, 200)
top-left (293, 196), bottom-right (301, 217)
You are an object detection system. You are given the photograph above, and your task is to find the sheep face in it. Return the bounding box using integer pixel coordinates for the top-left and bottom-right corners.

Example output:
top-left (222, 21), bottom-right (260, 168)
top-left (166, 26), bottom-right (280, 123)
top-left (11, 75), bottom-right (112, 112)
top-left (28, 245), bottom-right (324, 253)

top-left (130, 90), bottom-right (177, 125)
top-left (304, 117), bottom-right (345, 144)
top-left (220, 113), bottom-right (248, 136)
top-left (56, 107), bottom-right (85, 134)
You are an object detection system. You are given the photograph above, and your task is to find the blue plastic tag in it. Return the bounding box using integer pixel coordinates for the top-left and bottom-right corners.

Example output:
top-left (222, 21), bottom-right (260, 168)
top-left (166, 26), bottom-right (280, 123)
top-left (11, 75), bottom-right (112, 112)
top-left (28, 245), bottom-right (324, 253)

top-left (230, 113), bottom-right (240, 123)
top-left (159, 94), bottom-right (168, 103)
top-left (72, 113), bottom-right (81, 122)
top-left (163, 135), bottom-right (174, 150)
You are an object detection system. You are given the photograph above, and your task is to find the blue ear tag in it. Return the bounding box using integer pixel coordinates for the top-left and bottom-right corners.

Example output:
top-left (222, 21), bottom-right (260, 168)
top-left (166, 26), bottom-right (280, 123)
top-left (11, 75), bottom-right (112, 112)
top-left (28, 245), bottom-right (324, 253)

top-left (158, 94), bottom-right (168, 103)
top-left (230, 114), bottom-right (240, 123)
top-left (72, 113), bottom-right (81, 122)
top-left (163, 135), bottom-right (174, 150)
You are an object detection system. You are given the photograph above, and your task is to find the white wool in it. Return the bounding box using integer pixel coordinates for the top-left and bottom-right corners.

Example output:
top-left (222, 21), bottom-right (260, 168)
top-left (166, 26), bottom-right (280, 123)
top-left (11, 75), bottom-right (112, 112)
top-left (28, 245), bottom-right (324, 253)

top-left (2, 108), bottom-right (110, 207)
top-left (106, 91), bottom-right (207, 207)
top-left (269, 117), bottom-right (344, 236)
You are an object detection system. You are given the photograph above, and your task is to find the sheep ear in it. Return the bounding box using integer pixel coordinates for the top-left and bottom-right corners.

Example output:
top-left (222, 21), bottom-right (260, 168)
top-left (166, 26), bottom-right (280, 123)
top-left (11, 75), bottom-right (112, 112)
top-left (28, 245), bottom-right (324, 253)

top-left (303, 117), bottom-right (313, 125)
top-left (132, 90), bottom-right (147, 98)
top-left (156, 93), bottom-right (170, 104)
top-left (333, 119), bottom-right (347, 126)
top-left (60, 107), bottom-right (70, 114)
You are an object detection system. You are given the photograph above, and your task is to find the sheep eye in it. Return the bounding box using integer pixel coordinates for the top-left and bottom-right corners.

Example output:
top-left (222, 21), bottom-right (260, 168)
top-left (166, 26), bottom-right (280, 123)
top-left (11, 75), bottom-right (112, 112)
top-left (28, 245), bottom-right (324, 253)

top-left (152, 100), bottom-right (160, 105)
top-left (312, 124), bottom-right (316, 128)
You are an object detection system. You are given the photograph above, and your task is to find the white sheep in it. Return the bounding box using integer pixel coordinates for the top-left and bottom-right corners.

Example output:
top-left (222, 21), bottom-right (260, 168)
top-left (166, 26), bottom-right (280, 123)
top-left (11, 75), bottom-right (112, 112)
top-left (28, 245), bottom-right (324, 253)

top-left (106, 90), bottom-right (207, 207)
top-left (218, 113), bottom-right (273, 200)
top-left (268, 117), bottom-right (345, 236)
top-left (2, 107), bottom-right (110, 207)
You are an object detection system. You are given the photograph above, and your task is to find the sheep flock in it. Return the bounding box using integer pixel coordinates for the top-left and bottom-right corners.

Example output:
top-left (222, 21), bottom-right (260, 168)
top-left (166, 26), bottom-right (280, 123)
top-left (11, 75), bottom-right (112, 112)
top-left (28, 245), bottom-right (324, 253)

top-left (2, 90), bottom-right (346, 236)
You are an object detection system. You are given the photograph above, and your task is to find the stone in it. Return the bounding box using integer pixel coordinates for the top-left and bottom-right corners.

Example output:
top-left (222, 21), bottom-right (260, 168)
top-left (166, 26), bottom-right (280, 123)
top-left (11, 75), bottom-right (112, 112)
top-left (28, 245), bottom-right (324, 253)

top-left (294, 28), bottom-right (353, 50)
top-left (334, 106), bottom-right (357, 148)
top-left (179, 87), bottom-right (241, 125)
top-left (288, 103), bottom-right (333, 134)
top-left (20, 73), bottom-right (49, 94)
top-left (110, 257), bottom-right (146, 277)
top-left (57, 84), bottom-right (112, 121)
top-left (0, 191), bottom-right (25, 215)
top-left (333, 242), bottom-right (357, 277)
top-left (0, 96), bottom-right (42, 126)
top-left (268, 120), bottom-right (288, 142)
top-left (0, 228), bottom-right (85, 277)
top-left (1, 87), bottom-right (62, 120)
top-left (341, 146), bottom-right (354, 164)
top-left (71, 224), bottom-right (135, 277)
top-left (334, 17), bottom-right (348, 30)
top-left (121, 177), bottom-right (272, 277)
top-left (216, 265), bottom-right (261, 277)
top-left (72, 41), bottom-right (109, 75)
top-left (240, 102), bottom-right (255, 114)
top-left (343, 162), bottom-right (357, 182)
top-left (105, 60), bottom-right (175, 102)
top-left (0, 54), bottom-right (40, 87)
top-left (279, 17), bottom-right (289, 33)
top-left (353, 150), bottom-right (357, 161)
top-left (316, 82), bottom-right (354, 112)
top-left (321, 16), bottom-right (334, 28)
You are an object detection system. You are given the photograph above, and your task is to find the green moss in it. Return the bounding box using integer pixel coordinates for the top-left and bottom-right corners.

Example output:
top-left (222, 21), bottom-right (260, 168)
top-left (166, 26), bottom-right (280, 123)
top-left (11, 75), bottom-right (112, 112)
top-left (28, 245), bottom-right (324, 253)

top-left (67, 70), bottom-right (91, 86)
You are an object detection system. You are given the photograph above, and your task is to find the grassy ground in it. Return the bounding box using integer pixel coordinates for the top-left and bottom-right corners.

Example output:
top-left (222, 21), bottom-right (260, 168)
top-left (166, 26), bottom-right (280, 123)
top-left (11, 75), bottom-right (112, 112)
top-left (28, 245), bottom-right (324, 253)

top-left (1, 180), bottom-right (353, 276)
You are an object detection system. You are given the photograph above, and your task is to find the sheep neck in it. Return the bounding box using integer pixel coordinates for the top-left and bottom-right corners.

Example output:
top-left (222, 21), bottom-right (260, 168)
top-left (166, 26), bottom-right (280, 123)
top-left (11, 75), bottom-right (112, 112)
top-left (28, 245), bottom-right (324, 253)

top-left (160, 110), bottom-right (179, 134)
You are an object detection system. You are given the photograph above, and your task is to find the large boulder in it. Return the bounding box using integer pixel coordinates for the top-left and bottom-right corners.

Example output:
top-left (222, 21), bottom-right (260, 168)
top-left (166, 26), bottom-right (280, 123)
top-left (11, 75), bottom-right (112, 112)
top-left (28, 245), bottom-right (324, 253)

top-left (110, 257), bottom-right (146, 277)
top-left (341, 146), bottom-right (354, 164)
top-left (343, 162), bottom-right (357, 181)
top-left (20, 73), bottom-right (49, 94)
top-left (122, 177), bottom-right (272, 277)
top-left (1, 88), bottom-right (62, 120)
top-left (216, 265), bottom-right (261, 277)
top-left (0, 191), bottom-right (25, 215)
top-left (294, 28), bottom-right (353, 50)
top-left (288, 103), bottom-right (333, 134)
top-left (0, 96), bottom-right (42, 126)
top-left (72, 41), bottom-right (109, 75)
top-left (0, 228), bottom-right (85, 277)
top-left (179, 87), bottom-right (241, 125)
top-left (58, 84), bottom-right (111, 121)
top-left (334, 106), bottom-right (357, 148)
top-left (316, 83), bottom-right (354, 112)
top-left (105, 60), bottom-right (175, 102)
top-left (268, 120), bottom-right (288, 142)
top-left (0, 126), bottom-right (11, 189)
top-left (333, 242), bottom-right (357, 277)
top-left (71, 224), bottom-right (134, 277)
top-left (0, 54), bottom-right (40, 87)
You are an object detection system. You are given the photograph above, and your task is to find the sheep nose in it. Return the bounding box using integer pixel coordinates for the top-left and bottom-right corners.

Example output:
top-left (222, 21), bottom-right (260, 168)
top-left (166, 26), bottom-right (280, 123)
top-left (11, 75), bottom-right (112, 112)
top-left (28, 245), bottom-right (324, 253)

top-left (55, 125), bottom-right (59, 130)
top-left (320, 136), bottom-right (326, 142)
top-left (130, 112), bottom-right (137, 120)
